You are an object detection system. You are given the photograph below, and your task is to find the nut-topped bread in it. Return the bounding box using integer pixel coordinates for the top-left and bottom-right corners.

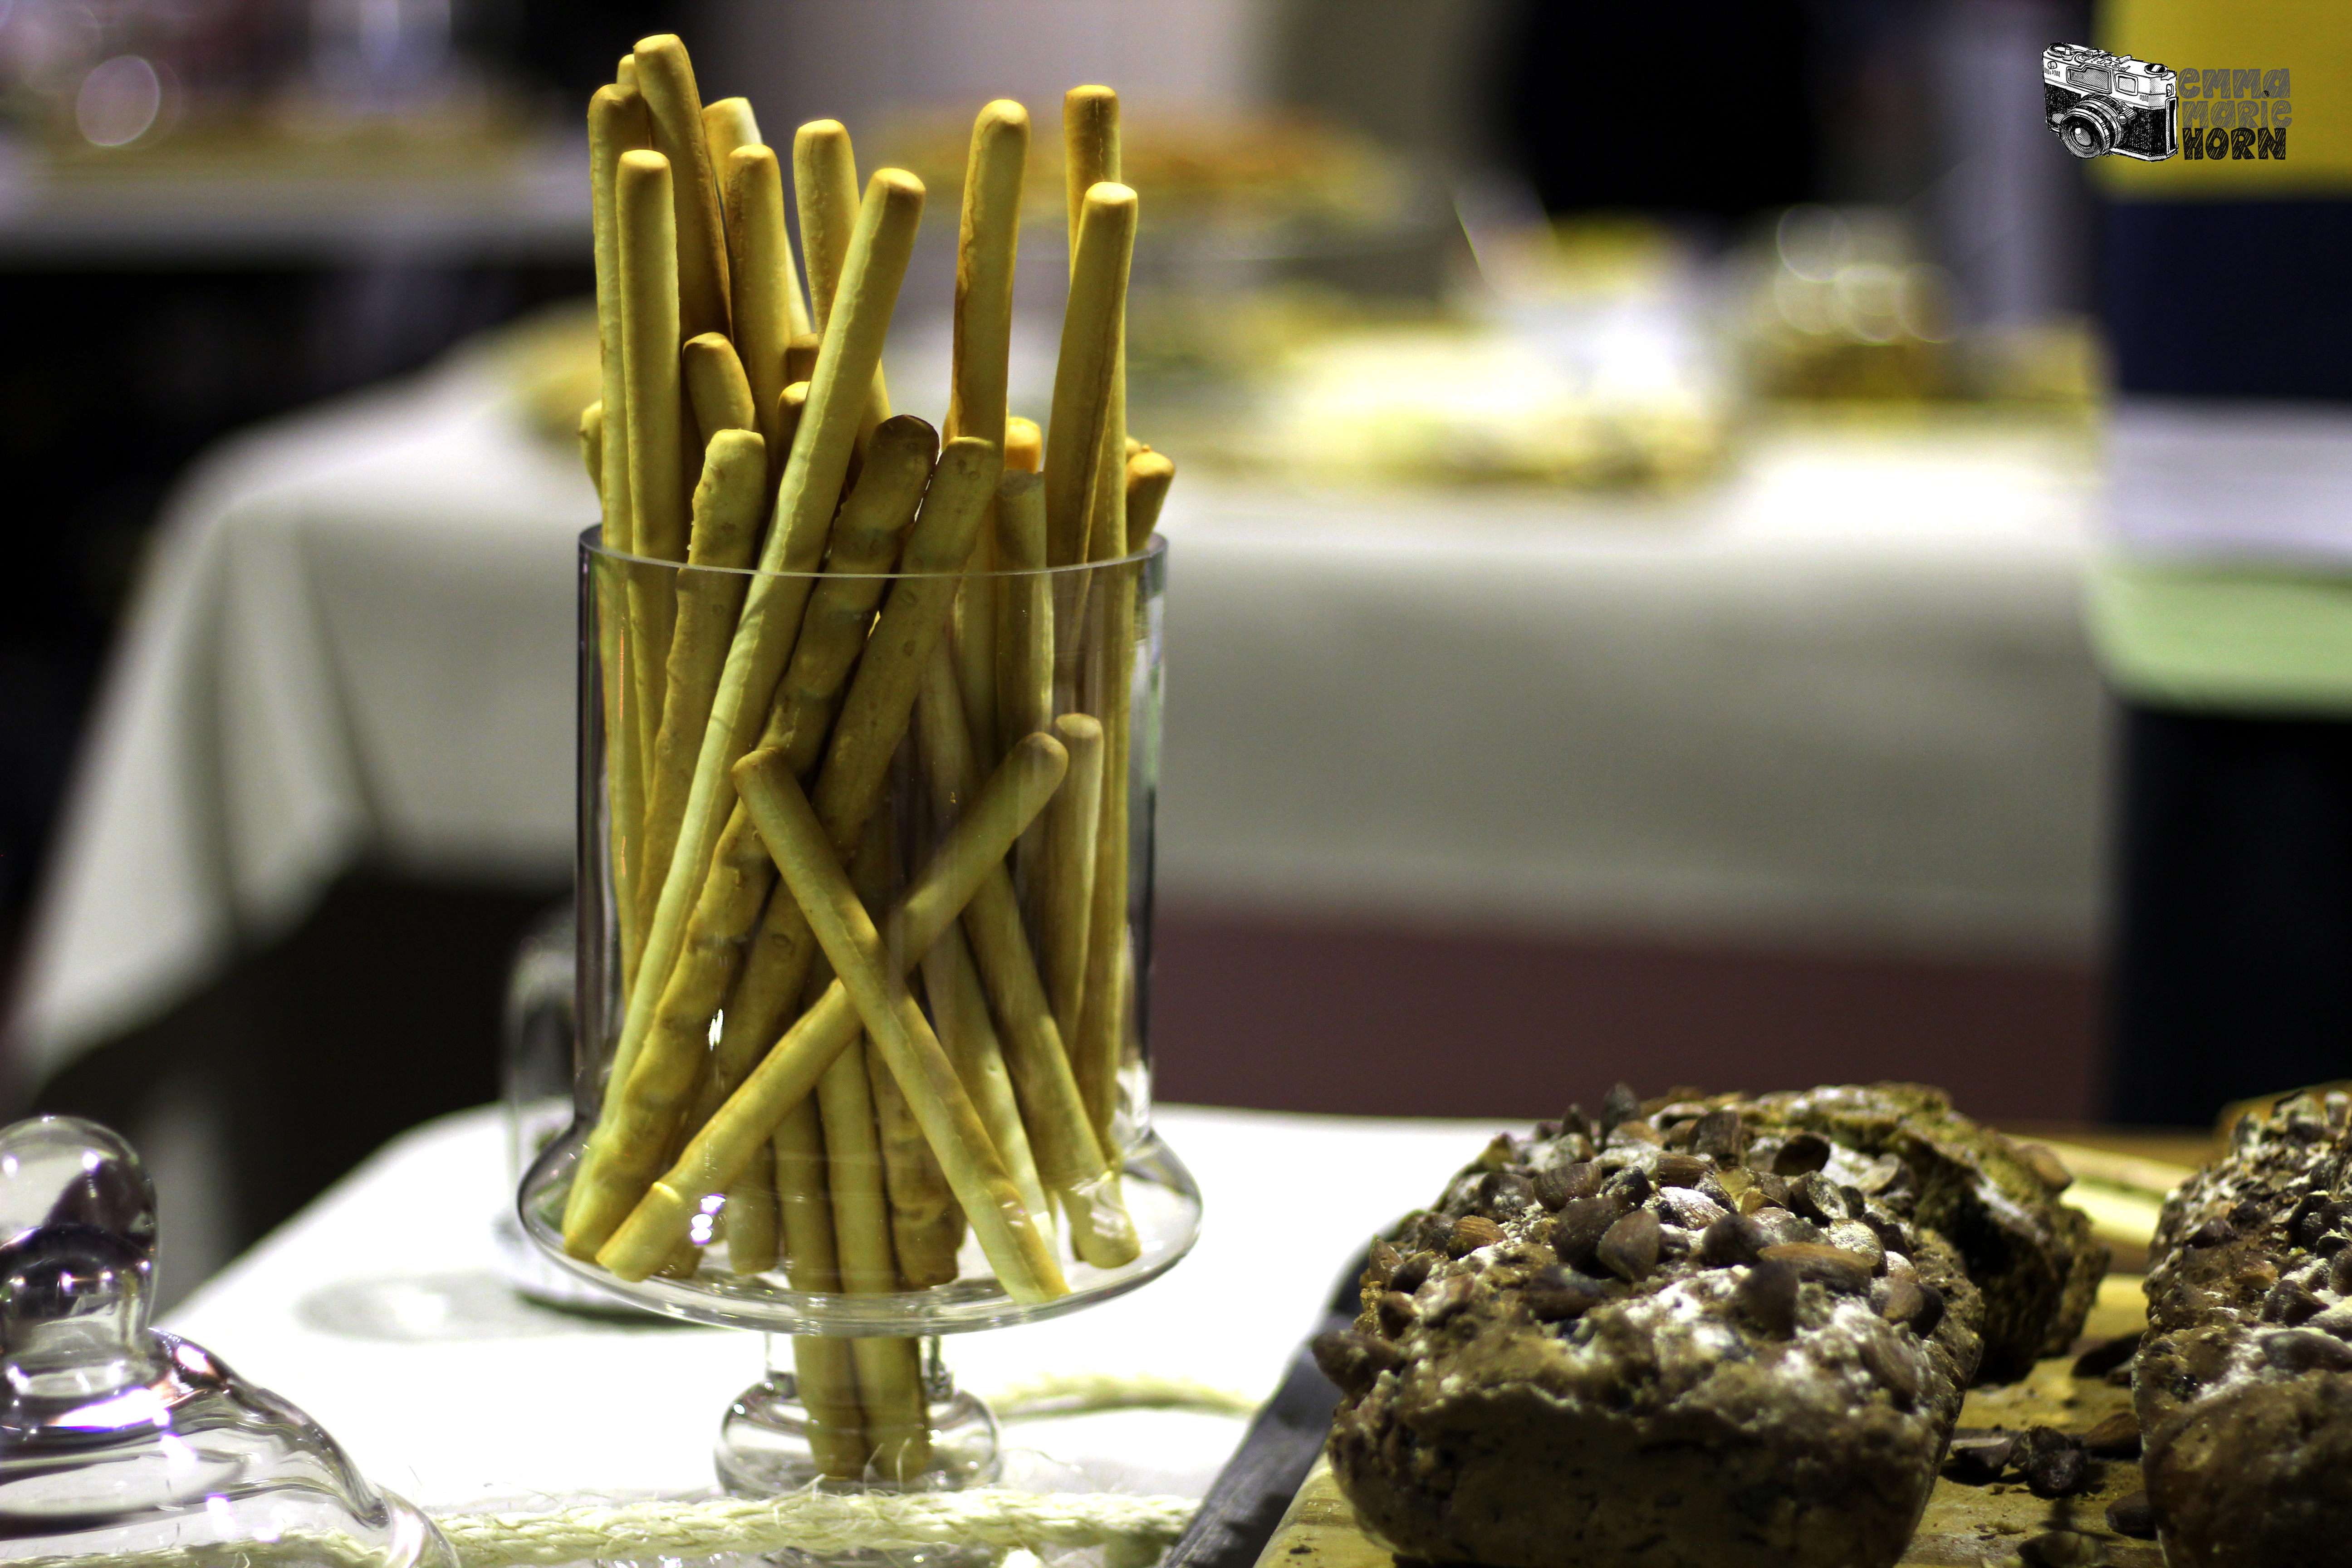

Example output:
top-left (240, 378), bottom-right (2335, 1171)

top-left (1696, 1083), bottom-right (2106, 1379)
top-left (2135, 1088), bottom-right (2352, 1568)
top-left (1313, 1083), bottom-right (2107, 1568)
top-left (1317, 1098), bottom-right (1985, 1568)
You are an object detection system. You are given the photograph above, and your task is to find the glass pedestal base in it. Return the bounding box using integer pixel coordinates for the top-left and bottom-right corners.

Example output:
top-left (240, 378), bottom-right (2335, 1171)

top-left (717, 1335), bottom-right (1002, 1568)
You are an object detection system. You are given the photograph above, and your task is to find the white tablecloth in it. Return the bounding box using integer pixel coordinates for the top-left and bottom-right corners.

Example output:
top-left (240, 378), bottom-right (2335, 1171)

top-left (6, 345), bottom-right (2107, 1089)
top-left (8, 347), bottom-right (588, 1090)
top-left (162, 1103), bottom-right (1488, 1509)
top-left (1164, 435), bottom-right (2101, 946)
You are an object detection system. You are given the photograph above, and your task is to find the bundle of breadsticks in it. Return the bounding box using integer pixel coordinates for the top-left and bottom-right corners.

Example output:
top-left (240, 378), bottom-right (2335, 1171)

top-left (562, 34), bottom-right (1173, 1478)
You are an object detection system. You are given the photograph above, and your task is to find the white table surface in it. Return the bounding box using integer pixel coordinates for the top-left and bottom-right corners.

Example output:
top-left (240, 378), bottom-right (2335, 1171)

top-left (162, 1103), bottom-right (1493, 1511)
top-left (7, 340), bottom-right (2111, 1093)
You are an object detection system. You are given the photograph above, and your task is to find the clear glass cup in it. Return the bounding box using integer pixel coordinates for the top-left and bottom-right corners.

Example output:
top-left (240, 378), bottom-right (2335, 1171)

top-left (519, 525), bottom-right (1199, 1492)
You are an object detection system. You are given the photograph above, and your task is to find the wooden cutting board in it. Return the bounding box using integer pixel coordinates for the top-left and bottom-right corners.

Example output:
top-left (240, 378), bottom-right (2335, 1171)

top-left (1255, 1274), bottom-right (2158, 1568)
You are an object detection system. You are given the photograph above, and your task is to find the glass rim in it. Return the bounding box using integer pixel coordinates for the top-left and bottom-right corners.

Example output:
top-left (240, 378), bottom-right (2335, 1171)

top-left (578, 523), bottom-right (1165, 582)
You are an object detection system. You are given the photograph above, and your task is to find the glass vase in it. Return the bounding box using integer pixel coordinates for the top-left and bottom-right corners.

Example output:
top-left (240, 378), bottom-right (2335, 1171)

top-left (519, 524), bottom-right (1198, 1495)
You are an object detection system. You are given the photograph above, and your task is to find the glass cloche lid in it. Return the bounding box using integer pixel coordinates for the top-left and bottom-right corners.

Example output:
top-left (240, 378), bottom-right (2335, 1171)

top-left (0, 1116), bottom-right (452, 1566)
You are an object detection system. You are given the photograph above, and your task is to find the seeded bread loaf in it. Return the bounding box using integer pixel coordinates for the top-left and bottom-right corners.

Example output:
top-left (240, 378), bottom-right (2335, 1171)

top-left (1313, 1083), bottom-right (2107, 1568)
top-left (2135, 1088), bottom-right (2352, 1568)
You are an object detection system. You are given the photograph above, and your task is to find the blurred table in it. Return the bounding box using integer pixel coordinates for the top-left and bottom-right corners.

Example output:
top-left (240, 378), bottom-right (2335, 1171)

top-left (0, 137), bottom-right (591, 266)
top-left (0, 132), bottom-right (596, 1047)
top-left (6, 344), bottom-right (2108, 1098)
top-left (10, 340), bottom-right (589, 1097)
top-left (1160, 419), bottom-right (2102, 947)
top-left (162, 1102), bottom-right (1479, 1509)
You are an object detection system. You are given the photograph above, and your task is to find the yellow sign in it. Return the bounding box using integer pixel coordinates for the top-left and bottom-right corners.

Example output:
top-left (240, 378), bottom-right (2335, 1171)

top-left (2094, 0), bottom-right (2352, 197)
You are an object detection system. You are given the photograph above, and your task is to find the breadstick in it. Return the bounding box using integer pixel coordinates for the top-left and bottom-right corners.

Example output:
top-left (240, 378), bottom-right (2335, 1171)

top-left (945, 100), bottom-right (1028, 778)
top-left (617, 147), bottom-right (688, 909)
top-left (698, 434), bottom-right (999, 1087)
top-left (1063, 86), bottom-right (1120, 260)
top-left (827, 813), bottom-right (936, 1477)
top-left (618, 148), bottom-right (689, 551)
top-left (857, 1335), bottom-right (933, 1484)
top-left (949, 419), bottom-right (1040, 766)
top-left (1041, 184), bottom-right (1137, 568)
top-left (1126, 447), bottom-right (1175, 539)
top-left (594, 580), bottom-right (646, 995)
top-left (682, 332), bottom-right (757, 446)
top-left (869, 1039), bottom-right (964, 1287)
top-left (1073, 451), bottom-right (1175, 1138)
top-left (1077, 88), bottom-right (1129, 571)
top-left (772, 1102), bottom-right (871, 1477)
top-left (730, 748), bottom-right (1067, 1303)
top-left (633, 429), bottom-right (767, 949)
top-left (922, 923), bottom-right (1048, 1212)
top-left (695, 417), bottom-right (936, 1120)
top-left (1085, 349), bottom-right (1128, 579)
top-left (959, 843), bottom-right (1139, 1268)
top-left (596, 417), bottom-right (931, 1248)
top-left (794, 122), bottom-right (858, 328)
top-left (917, 648), bottom-right (1051, 1221)
top-left (947, 100), bottom-right (1027, 446)
top-left (725, 1141), bottom-right (779, 1274)
top-left (951, 579), bottom-right (998, 778)
top-left (818, 1038), bottom-right (895, 1289)
top-left (795, 120), bottom-right (891, 446)
top-left (829, 1085), bottom-right (925, 1453)
top-left (579, 402), bottom-right (603, 497)
top-left (786, 332), bottom-right (821, 385)
top-left (599, 732), bottom-right (1069, 1279)
top-left (590, 90), bottom-right (652, 963)
top-left (913, 614), bottom-right (1138, 1268)
top-left (1006, 416), bottom-right (1043, 474)
top-left (993, 471), bottom-right (1052, 760)
top-left (774, 380), bottom-right (807, 461)
top-left (812, 436), bottom-right (1000, 835)
top-left (631, 34), bottom-right (730, 340)
top-left (566, 168), bottom-right (925, 1257)
top-left (1063, 88), bottom-right (1127, 595)
top-left (789, 1334), bottom-right (871, 1480)
top-left (725, 145), bottom-right (809, 490)
top-left (761, 415), bottom-right (938, 776)
top-left (701, 96), bottom-right (759, 168)
top-left (774, 1100), bottom-right (839, 1285)
top-left (590, 83), bottom-right (651, 557)
top-left (582, 429), bottom-right (641, 987)
top-left (1040, 711), bottom-right (1105, 1044)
